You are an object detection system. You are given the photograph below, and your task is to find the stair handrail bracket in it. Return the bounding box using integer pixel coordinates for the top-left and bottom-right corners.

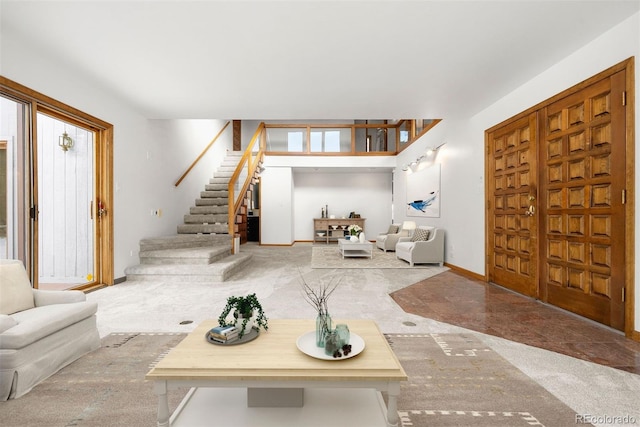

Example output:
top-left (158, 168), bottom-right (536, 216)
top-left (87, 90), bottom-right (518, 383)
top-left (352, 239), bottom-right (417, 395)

top-left (228, 123), bottom-right (266, 252)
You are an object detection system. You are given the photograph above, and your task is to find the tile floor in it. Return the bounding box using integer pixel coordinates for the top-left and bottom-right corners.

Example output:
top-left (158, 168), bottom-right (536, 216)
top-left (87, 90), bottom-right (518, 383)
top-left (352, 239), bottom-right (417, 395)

top-left (391, 270), bottom-right (640, 374)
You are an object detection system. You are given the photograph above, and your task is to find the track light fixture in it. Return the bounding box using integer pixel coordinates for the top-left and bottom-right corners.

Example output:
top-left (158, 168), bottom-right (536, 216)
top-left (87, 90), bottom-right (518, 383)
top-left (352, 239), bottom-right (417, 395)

top-left (401, 142), bottom-right (446, 172)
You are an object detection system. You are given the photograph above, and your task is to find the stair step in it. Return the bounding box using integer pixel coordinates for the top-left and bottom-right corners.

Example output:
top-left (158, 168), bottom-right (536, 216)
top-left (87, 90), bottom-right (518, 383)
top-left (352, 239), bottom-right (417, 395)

top-left (214, 170), bottom-right (233, 177)
top-left (217, 166), bottom-right (236, 172)
top-left (139, 246), bottom-right (230, 265)
top-left (139, 234), bottom-right (231, 252)
top-left (209, 177), bottom-right (229, 184)
top-left (195, 198), bottom-right (228, 206)
top-left (184, 213), bottom-right (227, 224)
top-left (190, 205), bottom-right (228, 214)
top-left (125, 253), bottom-right (252, 283)
top-left (204, 183), bottom-right (227, 191)
top-left (177, 224), bottom-right (229, 234)
top-left (200, 190), bottom-right (229, 198)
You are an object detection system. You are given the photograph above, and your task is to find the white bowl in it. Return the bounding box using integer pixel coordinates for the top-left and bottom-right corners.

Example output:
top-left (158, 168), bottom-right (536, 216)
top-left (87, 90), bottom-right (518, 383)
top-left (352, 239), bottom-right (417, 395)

top-left (317, 232), bottom-right (325, 237)
top-left (331, 225), bottom-right (338, 230)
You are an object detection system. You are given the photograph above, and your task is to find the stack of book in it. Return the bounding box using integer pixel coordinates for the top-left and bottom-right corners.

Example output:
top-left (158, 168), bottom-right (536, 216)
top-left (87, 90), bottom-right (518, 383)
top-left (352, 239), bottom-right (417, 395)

top-left (209, 325), bottom-right (239, 344)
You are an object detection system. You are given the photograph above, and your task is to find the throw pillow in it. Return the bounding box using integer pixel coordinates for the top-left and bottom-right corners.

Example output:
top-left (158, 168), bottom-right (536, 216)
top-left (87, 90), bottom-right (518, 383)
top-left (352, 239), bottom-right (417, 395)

top-left (0, 260), bottom-right (35, 315)
top-left (387, 225), bottom-right (399, 234)
top-left (411, 227), bottom-right (431, 242)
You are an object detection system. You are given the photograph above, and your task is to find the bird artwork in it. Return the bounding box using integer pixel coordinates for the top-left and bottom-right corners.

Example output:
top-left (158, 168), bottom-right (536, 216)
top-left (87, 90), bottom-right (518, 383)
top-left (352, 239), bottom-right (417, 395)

top-left (406, 164), bottom-right (441, 217)
top-left (408, 191), bottom-right (439, 213)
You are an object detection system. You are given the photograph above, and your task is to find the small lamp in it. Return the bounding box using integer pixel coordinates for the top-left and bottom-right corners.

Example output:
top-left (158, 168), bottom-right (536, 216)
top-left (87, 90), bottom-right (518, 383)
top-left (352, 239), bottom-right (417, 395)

top-left (402, 220), bottom-right (416, 236)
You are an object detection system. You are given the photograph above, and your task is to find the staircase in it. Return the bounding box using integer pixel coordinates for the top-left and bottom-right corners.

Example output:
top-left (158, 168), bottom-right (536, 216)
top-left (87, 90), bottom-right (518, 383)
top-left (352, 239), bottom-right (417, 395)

top-left (125, 152), bottom-right (253, 283)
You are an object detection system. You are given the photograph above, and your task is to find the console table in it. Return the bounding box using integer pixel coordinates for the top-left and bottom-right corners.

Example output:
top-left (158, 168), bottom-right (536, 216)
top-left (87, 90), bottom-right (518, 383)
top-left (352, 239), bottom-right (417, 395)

top-left (314, 218), bottom-right (365, 244)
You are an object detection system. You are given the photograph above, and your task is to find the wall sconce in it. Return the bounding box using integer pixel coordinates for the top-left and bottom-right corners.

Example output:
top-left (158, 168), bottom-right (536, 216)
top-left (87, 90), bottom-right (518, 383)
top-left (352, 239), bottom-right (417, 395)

top-left (59, 132), bottom-right (74, 152)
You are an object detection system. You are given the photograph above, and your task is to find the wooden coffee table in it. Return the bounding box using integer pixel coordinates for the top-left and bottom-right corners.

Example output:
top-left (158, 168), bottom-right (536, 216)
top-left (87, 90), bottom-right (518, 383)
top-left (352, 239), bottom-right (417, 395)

top-left (146, 319), bottom-right (407, 426)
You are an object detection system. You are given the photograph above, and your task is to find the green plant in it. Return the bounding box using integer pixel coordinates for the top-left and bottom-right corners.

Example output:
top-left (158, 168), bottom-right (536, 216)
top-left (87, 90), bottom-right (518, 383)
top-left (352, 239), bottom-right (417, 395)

top-left (218, 293), bottom-right (268, 337)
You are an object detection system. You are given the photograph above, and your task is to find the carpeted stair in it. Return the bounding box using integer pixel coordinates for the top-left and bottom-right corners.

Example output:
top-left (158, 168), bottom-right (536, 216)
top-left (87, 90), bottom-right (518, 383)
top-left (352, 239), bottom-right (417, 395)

top-left (178, 152), bottom-right (241, 234)
top-left (125, 152), bottom-right (251, 283)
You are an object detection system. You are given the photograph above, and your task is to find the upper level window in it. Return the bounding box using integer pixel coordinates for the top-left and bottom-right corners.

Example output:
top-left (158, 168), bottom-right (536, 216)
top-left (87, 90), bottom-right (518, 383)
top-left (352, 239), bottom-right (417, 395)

top-left (287, 131), bottom-right (304, 152)
top-left (310, 130), bottom-right (341, 152)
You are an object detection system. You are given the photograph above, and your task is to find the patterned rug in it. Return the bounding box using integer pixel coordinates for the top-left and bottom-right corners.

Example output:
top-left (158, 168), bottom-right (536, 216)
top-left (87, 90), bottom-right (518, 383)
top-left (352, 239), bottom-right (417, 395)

top-left (0, 332), bottom-right (585, 427)
top-left (384, 333), bottom-right (587, 426)
top-left (311, 245), bottom-right (441, 269)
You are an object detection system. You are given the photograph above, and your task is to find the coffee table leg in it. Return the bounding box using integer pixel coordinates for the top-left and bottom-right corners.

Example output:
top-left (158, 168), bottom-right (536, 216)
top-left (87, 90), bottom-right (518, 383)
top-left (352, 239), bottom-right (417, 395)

top-left (154, 381), bottom-right (170, 427)
top-left (386, 382), bottom-right (401, 427)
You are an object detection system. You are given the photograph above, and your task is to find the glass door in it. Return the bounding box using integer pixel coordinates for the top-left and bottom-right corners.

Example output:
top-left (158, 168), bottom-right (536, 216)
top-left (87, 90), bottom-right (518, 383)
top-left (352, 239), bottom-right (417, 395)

top-left (36, 112), bottom-right (96, 290)
top-left (0, 95), bottom-right (29, 264)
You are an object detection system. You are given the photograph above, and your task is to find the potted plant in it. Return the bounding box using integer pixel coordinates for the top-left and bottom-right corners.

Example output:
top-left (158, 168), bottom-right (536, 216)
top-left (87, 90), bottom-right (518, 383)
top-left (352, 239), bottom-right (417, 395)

top-left (218, 293), bottom-right (268, 338)
top-left (347, 224), bottom-right (362, 241)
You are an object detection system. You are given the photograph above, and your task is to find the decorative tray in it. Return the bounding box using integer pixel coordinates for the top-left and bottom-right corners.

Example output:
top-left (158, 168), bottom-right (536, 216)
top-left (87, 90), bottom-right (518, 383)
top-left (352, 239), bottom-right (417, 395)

top-left (296, 330), bottom-right (365, 360)
top-left (205, 327), bottom-right (259, 346)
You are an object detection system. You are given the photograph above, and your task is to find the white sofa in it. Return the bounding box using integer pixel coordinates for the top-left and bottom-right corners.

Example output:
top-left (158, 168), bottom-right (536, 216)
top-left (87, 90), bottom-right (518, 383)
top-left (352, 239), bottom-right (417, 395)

top-left (375, 224), bottom-right (409, 252)
top-left (396, 226), bottom-right (445, 267)
top-left (0, 259), bottom-right (100, 400)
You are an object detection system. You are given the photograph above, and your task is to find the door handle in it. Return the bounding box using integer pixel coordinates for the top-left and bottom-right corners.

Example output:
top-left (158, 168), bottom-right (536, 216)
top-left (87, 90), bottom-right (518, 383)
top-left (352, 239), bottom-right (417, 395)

top-left (97, 200), bottom-right (107, 218)
top-left (525, 195), bottom-right (536, 217)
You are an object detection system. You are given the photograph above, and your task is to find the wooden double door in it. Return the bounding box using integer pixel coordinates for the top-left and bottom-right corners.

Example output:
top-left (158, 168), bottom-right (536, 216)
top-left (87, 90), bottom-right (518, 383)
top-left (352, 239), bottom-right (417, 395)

top-left (487, 63), bottom-right (630, 331)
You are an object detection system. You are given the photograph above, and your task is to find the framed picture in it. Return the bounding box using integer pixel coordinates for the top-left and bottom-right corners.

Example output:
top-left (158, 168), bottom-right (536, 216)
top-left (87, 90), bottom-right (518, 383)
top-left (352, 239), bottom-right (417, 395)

top-left (406, 163), bottom-right (440, 218)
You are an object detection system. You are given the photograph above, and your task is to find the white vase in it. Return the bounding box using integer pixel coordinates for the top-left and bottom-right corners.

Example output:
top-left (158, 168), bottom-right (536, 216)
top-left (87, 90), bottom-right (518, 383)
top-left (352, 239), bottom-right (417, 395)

top-left (235, 311), bottom-right (255, 335)
top-left (359, 232), bottom-right (366, 243)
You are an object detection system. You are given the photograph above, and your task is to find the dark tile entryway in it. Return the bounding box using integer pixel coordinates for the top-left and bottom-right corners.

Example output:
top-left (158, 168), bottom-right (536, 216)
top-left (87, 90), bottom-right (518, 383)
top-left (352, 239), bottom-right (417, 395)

top-left (391, 271), bottom-right (640, 374)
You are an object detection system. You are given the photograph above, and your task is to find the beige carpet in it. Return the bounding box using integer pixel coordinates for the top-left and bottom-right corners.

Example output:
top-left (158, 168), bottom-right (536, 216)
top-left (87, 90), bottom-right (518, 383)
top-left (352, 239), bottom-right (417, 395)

top-left (311, 245), bottom-right (444, 269)
top-left (1, 332), bottom-right (587, 427)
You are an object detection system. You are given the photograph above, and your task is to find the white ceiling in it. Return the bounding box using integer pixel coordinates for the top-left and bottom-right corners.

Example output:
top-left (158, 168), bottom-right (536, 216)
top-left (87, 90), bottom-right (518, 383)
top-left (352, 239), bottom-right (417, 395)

top-left (2, 0), bottom-right (639, 120)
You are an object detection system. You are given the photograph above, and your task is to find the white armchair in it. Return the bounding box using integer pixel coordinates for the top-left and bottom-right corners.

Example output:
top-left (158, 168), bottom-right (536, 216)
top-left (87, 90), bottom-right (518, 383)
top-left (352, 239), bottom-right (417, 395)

top-left (396, 226), bottom-right (445, 267)
top-left (0, 260), bottom-right (100, 400)
top-left (375, 223), bottom-right (409, 252)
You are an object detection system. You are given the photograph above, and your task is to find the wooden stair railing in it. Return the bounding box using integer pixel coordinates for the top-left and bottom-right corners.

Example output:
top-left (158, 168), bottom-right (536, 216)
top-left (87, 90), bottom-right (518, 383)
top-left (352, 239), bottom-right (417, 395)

top-left (174, 121), bottom-right (231, 187)
top-left (228, 123), bottom-right (266, 253)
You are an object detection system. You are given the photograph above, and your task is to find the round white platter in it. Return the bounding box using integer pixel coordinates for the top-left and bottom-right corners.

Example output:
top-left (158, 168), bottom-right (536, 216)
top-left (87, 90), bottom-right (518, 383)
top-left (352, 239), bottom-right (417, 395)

top-left (296, 330), bottom-right (365, 360)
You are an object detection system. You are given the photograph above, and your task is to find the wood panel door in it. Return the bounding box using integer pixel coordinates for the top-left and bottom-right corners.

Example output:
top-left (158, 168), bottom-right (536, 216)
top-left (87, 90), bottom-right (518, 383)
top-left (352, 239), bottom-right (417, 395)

top-left (539, 71), bottom-right (626, 330)
top-left (487, 112), bottom-right (538, 297)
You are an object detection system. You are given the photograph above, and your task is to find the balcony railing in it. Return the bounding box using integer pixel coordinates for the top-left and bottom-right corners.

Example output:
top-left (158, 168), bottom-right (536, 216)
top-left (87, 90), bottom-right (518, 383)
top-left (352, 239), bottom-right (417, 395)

top-left (263, 119), bottom-right (440, 155)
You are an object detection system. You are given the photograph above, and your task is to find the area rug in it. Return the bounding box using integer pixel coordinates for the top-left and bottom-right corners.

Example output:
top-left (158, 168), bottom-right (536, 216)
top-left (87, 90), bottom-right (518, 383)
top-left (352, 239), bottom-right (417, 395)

top-left (0, 333), bottom-right (190, 427)
top-left (384, 333), bottom-right (586, 426)
top-left (311, 245), bottom-right (442, 269)
top-left (0, 332), bottom-right (586, 427)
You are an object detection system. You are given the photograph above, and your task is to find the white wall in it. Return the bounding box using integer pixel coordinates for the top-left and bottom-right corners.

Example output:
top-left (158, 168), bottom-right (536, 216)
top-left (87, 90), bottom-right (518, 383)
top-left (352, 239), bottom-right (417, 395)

top-left (394, 12), bottom-right (640, 333)
top-left (260, 167), bottom-right (294, 244)
top-left (1, 33), bottom-right (234, 279)
top-left (147, 119), bottom-right (233, 233)
top-left (293, 171), bottom-right (392, 241)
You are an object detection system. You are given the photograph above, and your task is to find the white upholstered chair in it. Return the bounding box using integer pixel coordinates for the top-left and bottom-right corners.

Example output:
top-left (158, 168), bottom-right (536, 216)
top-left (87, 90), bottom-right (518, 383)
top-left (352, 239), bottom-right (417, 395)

top-left (396, 226), bottom-right (445, 267)
top-left (375, 223), bottom-right (409, 252)
top-left (0, 260), bottom-right (100, 400)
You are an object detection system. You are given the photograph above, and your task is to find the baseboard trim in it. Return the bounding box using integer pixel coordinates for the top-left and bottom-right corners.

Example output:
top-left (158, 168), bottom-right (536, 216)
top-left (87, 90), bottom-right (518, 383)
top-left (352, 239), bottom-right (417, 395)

top-left (444, 263), bottom-right (486, 282)
top-left (114, 276), bottom-right (127, 285)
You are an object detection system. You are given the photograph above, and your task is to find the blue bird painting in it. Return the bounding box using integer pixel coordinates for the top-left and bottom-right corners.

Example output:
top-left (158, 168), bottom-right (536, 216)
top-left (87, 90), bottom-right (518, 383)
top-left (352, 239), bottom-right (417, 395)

top-left (408, 191), bottom-right (438, 213)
